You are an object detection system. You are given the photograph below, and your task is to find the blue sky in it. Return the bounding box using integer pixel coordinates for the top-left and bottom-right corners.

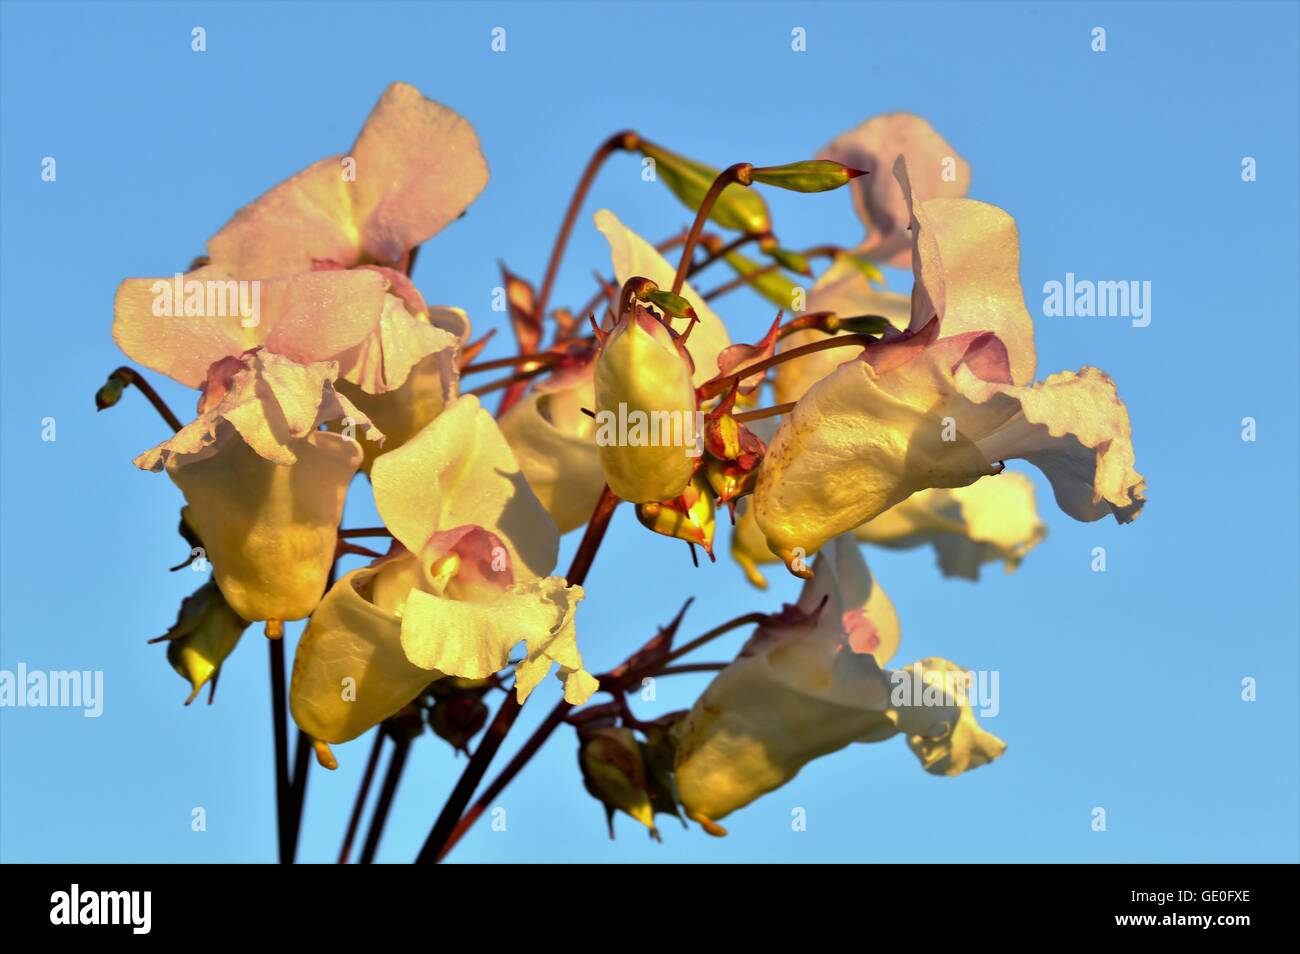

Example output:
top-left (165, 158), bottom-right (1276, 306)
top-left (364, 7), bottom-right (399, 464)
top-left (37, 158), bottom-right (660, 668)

top-left (1, 1), bottom-right (1297, 863)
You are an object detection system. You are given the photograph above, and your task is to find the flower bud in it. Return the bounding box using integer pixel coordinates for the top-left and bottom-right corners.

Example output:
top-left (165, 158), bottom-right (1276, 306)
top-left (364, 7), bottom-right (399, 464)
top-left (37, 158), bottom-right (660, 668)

top-left (721, 250), bottom-right (799, 310)
top-left (94, 370), bottom-right (130, 411)
top-left (750, 159), bottom-right (866, 193)
top-left (428, 687), bottom-right (490, 754)
top-left (149, 580), bottom-right (250, 704)
top-left (593, 309), bottom-right (698, 503)
top-left (578, 726), bottom-right (657, 837)
top-left (636, 473), bottom-right (716, 558)
top-left (638, 141), bottom-right (771, 235)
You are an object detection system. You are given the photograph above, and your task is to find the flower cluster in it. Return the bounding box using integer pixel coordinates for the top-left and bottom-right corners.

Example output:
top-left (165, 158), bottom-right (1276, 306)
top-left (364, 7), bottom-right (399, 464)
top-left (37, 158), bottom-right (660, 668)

top-left (105, 90), bottom-right (1143, 857)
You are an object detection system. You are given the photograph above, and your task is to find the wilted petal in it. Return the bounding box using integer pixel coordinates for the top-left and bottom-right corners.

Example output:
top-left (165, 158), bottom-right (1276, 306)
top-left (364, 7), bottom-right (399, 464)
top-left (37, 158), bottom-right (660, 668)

top-left (819, 113), bottom-right (970, 268)
top-left (853, 473), bottom-right (1047, 579)
top-left (894, 658), bottom-right (1007, 775)
top-left (370, 394), bottom-right (560, 580)
top-left (594, 208), bottom-right (731, 387)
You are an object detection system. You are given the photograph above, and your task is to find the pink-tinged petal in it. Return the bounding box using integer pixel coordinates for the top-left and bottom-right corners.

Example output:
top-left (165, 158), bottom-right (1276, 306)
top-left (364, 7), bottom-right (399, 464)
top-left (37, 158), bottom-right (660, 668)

top-left (713, 314), bottom-right (781, 395)
top-left (897, 156), bottom-right (1037, 385)
top-left (369, 395), bottom-right (559, 580)
top-left (259, 269), bottom-right (390, 368)
top-left (819, 113), bottom-right (970, 268)
top-left (112, 266), bottom-right (263, 388)
top-left (349, 82), bottom-right (489, 266)
top-left (207, 157), bottom-right (357, 280)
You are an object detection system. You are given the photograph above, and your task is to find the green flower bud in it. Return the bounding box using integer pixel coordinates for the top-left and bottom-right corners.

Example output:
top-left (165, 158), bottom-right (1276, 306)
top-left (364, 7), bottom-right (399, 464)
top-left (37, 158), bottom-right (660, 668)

top-left (750, 159), bottom-right (866, 193)
top-left (149, 580), bottom-right (250, 704)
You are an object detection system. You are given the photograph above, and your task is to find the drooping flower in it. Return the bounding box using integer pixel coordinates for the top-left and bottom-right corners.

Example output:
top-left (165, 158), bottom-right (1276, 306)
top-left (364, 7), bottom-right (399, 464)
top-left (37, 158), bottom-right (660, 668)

top-left (134, 351), bottom-right (381, 622)
top-left (818, 112), bottom-right (970, 268)
top-left (148, 580), bottom-right (250, 705)
top-left (752, 160), bottom-right (1144, 575)
top-left (289, 395), bottom-right (596, 752)
top-left (732, 472), bottom-right (1046, 587)
top-left (206, 82), bottom-right (488, 280)
top-left (592, 304), bottom-right (699, 504)
top-left (674, 535), bottom-right (1004, 831)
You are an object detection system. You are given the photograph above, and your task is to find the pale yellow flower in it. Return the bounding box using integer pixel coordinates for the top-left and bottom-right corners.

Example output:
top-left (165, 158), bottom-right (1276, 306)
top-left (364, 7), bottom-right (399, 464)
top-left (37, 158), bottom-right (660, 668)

top-left (674, 535), bottom-right (1003, 830)
top-left (134, 351), bottom-right (380, 622)
top-left (592, 307), bottom-right (698, 504)
top-left (753, 160), bottom-right (1144, 575)
top-left (733, 473), bottom-right (1047, 587)
top-left (290, 395), bottom-right (596, 749)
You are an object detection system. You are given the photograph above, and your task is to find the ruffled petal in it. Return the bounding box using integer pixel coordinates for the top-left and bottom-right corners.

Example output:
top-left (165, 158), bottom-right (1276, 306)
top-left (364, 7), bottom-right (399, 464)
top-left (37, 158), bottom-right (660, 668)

top-left (400, 577), bottom-right (592, 704)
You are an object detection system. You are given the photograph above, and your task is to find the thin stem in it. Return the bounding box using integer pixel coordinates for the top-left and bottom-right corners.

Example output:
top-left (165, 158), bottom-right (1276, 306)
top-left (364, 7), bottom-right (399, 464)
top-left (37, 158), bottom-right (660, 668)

top-left (671, 163), bottom-right (754, 296)
top-left (267, 634), bottom-right (291, 864)
top-left (534, 131), bottom-right (640, 326)
top-left (697, 331), bottom-right (878, 400)
top-left (733, 402), bottom-right (795, 423)
top-left (433, 699), bottom-right (571, 862)
top-left (285, 730), bottom-right (311, 863)
top-left (687, 233), bottom-right (759, 279)
top-left (338, 527), bottom-right (394, 540)
top-left (649, 612), bottom-right (767, 672)
top-left (338, 729), bottom-right (385, 863)
top-left (466, 365), bottom-right (551, 398)
top-left (461, 352), bottom-right (562, 375)
top-left (105, 366), bottom-right (184, 433)
top-left (415, 486), bottom-right (621, 864)
top-left (359, 735), bottom-right (411, 864)
top-left (431, 606), bottom-right (759, 861)
top-left (701, 260), bottom-right (782, 302)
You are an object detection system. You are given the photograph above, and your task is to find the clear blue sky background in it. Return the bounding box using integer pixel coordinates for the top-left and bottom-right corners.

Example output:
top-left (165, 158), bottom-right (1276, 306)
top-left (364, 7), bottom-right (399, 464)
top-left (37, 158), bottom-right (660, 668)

top-left (2, 1), bottom-right (1297, 864)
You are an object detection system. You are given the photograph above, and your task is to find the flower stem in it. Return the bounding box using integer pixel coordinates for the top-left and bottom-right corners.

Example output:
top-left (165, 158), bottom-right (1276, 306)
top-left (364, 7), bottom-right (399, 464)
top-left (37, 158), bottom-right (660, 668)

top-left (733, 402), bottom-right (795, 423)
top-left (337, 728), bottom-right (385, 863)
top-left (415, 486), bottom-right (621, 863)
top-left (430, 606), bottom-right (762, 861)
top-left (359, 734), bottom-right (410, 864)
top-left (104, 366), bottom-right (183, 433)
top-left (671, 163), bottom-right (755, 296)
top-left (534, 131), bottom-right (640, 327)
top-left (697, 331), bottom-right (878, 400)
top-left (337, 527), bottom-right (394, 539)
top-left (267, 633), bottom-right (292, 863)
